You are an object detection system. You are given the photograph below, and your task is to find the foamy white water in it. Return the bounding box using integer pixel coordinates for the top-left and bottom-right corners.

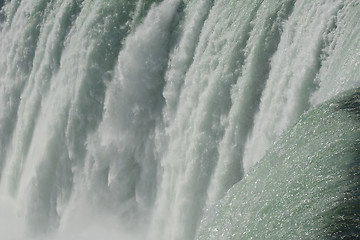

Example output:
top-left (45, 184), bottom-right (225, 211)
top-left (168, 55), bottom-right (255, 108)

top-left (0, 0), bottom-right (359, 239)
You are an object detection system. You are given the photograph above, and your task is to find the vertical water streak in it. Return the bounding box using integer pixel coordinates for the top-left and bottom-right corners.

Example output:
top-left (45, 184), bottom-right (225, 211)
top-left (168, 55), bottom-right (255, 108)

top-left (60, 0), bottom-right (182, 237)
top-left (0, 0), bottom-right (54, 177)
top-left (150, 0), bottom-right (269, 239)
top-left (243, 0), bottom-right (346, 172)
top-left (161, 0), bottom-right (214, 120)
top-left (2, 0), bottom-right (83, 196)
top-left (9, 0), bottom-right (138, 234)
top-left (206, 0), bottom-right (296, 205)
top-left (311, 0), bottom-right (360, 105)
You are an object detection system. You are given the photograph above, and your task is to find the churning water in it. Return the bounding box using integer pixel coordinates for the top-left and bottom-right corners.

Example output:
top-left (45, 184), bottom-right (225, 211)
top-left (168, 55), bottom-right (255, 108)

top-left (0, 0), bottom-right (359, 239)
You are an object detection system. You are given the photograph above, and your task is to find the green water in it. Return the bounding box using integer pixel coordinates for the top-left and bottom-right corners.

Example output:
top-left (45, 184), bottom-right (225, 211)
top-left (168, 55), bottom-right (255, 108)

top-left (197, 89), bottom-right (360, 239)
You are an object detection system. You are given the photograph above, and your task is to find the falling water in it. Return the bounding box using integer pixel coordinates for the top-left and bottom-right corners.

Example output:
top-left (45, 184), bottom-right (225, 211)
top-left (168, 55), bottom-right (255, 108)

top-left (0, 0), bottom-right (359, 239)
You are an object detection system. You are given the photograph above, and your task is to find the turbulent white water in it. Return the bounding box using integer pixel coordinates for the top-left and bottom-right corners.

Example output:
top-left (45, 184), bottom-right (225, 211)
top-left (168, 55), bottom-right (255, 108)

top-left (0, 0), bottom-right (359, 239)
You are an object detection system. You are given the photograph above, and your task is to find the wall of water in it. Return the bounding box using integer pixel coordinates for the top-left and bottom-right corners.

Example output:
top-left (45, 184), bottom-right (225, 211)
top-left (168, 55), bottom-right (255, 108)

top-left (0, 0), bottom-right (359, 239)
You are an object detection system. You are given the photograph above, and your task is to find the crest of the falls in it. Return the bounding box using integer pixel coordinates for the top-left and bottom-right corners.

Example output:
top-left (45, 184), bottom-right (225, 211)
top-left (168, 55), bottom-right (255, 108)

top-left (196, 88), bottom-right (360, 239)
top-left (0, 0), bottom-right (359, 239)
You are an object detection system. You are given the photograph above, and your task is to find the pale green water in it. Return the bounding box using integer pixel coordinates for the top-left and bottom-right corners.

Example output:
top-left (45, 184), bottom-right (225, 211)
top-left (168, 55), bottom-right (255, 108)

top-left (196, 89), bottom-right (360, 239)
top-left (0, 0), bottom-right (359, 239)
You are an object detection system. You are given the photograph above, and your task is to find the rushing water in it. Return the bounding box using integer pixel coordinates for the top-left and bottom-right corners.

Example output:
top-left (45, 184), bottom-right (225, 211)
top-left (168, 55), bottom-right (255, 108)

top-left (0, 0), bottom-right (359, 239)
top-left (197, 89), bottom-right (360, 239)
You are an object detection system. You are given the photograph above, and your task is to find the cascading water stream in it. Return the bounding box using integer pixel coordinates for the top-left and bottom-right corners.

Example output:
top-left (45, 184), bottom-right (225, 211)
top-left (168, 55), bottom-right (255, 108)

top-left (0, 0), bottom-right (359, 239)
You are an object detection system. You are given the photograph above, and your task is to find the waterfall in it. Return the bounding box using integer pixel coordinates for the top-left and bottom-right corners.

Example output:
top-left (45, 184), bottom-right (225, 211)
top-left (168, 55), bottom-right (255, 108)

top-left (0, 0), bottom-right (359, 239)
